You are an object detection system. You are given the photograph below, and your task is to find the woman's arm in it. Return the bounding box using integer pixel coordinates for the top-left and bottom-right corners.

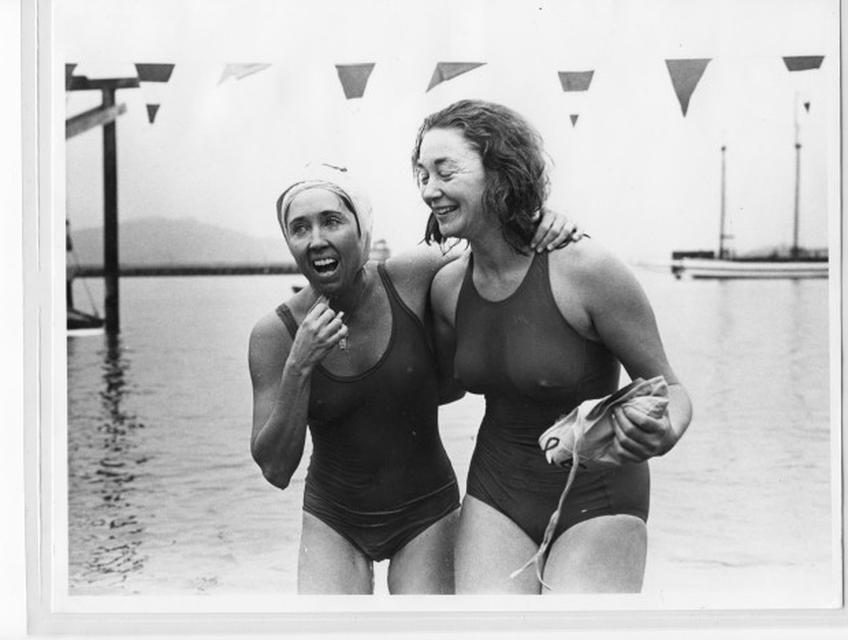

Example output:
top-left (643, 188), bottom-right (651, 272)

top-left (530, 207), bottom-right (584, 253)
top-left (387, 207), bottom-right (582, 318)
top-left (551, 242), bottom-right (693, 461)
top-left (249, 299), bottom-right (347, 488)
top-left (429, 258), bottom-right (468, 405)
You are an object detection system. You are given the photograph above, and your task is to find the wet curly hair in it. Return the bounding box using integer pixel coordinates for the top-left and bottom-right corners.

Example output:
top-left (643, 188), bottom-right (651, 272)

top-left (410, 99), bottom-right (550, 254)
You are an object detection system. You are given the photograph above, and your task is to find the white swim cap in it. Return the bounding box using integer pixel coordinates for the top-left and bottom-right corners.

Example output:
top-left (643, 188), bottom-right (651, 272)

top-left (277, 163), bottom-right (373, 267)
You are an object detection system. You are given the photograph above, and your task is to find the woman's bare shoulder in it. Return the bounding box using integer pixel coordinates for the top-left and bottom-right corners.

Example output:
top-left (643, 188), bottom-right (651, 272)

top-left (250, 308), bottom-right (289, 347)
top-left (549, 237), bottom-right (635, 293)
top-left (250, 287), bottom-right (309, 351)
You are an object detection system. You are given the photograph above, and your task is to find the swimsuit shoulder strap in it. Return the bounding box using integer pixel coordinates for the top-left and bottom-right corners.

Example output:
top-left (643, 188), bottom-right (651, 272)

top-left (378, 261), bottom-right (432, 349)
top-left (274, 303), bottom-right (299, 339)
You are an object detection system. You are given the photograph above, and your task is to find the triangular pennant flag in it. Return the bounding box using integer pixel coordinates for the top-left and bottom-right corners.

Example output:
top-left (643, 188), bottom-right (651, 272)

top-left (426, 62), bottom-right (486, 91)
top-left (783, 56), bottom-right (824, 72)
top-left (146, 104), bottom-right (160, 124)
top-left (570, 114), bottom-right (579, 126)
top-left (558, 71), bottom-right (594, 92)
top-left (335, 63), bottom-right (376, 99)
top-left (218, 63), bottom-right (271, 84)
top-left (134, 63), bottom-right (175, 83)
top-left (65, 63), bottom-right (77, 89)
top-left (804, 101), bottom-right (811, 113)
top-left (665, 58), bottom-right (711, 116)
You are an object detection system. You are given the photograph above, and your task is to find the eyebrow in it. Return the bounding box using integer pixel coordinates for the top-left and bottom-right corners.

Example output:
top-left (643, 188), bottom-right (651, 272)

top-left (287, 208), bottom-right (347, 226)
top-left (416, 157), bottom-right (457, 171)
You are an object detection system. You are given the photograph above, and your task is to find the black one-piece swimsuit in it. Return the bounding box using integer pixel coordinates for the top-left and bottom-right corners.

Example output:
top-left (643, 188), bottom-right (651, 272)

top-left (454, 252), bottom-right (650, 546)
top-left (276, 263), bottom-right (459, 561)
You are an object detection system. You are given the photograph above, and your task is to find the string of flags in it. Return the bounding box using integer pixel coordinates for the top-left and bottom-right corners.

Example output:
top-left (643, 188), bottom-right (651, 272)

top-left (65, 55), bottom-right (825, 128)
top-left (134, 64), bottom-right (175, 123)
top-left (665, 59), bottom-right (711, 116)
top-left (557, 70), bottom-right (595, 126)
top-left (427, 62), bottom-right (486, 92)
top-left (218, 63), bottom-right (271, 85)
top-left (335, 63), bottom-right (376, 99)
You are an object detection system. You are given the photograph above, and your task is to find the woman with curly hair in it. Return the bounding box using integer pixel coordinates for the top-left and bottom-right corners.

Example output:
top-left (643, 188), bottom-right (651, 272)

top-left (412, 100), bottom-right (693, 594)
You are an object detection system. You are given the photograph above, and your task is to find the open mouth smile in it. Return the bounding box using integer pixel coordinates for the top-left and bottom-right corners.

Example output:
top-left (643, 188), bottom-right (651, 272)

top-left (432, 205), bottom-right (458, 217)
top-left (311, 256), bottom-right (340, 275)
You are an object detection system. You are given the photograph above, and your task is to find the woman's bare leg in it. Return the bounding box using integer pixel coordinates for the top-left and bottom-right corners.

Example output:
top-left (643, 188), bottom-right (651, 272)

top-left (454, 495), bottom-right (541, 594)
top-left (386, 508), bottom-right (460, 594)
top-left (298, 511), bottom-right (373, 594)
top-left (541, 514), bottom-right (647, 594)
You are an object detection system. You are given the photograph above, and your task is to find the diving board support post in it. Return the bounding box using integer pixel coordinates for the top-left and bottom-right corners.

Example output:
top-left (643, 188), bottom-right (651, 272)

top-left (66, 75), bottom-right (139, 334)
top-left (102, 88), bottom-right (120, 335)
top-left (65, 103), bottom-right (126, 139)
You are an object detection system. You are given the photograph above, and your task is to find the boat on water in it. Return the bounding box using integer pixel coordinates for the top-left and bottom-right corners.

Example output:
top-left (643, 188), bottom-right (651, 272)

top-left (671, 250), bottom-right (828, 280)
top-left (671, 93), bottom-right (828, 281)
top-left (67, 307), bottom-right (105, 333)
top-left (67, 220), bottom-right (105, 335)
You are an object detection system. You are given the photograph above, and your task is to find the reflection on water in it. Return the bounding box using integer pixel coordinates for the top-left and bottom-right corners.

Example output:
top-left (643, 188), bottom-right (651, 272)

top-left (68, 333), bottom-right (148, 587)
top-left (65, 274), bottom-right (834, 600)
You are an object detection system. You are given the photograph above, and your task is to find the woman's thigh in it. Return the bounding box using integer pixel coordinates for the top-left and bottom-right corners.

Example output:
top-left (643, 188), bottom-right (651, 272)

top-left (387, 508), bottom-right (460, 594)
top-left (542, 514), bottom-right (647, 594)
top-left (454, 495), bottom-right (542, 594)
top-left (298, 511), bottom-right (373, 594)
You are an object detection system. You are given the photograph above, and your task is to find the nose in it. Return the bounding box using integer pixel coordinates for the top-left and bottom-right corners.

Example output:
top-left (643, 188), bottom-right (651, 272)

top-left (420, 177), bottom-right (442, 204)
top-left (307, 225), bottom-right (329, 248)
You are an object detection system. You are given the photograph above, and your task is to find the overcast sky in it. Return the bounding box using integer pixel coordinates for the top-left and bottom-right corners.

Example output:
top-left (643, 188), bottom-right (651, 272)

top-left (59, 0), bottom-right (839, 262)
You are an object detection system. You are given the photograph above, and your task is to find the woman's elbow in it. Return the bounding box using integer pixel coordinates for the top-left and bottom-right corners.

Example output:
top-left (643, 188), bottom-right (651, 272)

top-left (258, 458), bottom-right (293, 490)
top-left (261, 465), bottom-right (293, 490)
top-left (251, 445), bottom-right (293, 490)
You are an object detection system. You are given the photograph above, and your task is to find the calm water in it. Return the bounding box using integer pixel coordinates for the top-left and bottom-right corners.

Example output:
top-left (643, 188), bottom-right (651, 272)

top-left (66, 270), bottom-right (836, 601)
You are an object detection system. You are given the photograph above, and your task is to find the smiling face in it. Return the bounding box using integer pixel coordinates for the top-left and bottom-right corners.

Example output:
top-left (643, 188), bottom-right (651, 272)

top-left (283, 187), bottom-right (363, 295)
top-left (415, 127), bottom-right (488, 241)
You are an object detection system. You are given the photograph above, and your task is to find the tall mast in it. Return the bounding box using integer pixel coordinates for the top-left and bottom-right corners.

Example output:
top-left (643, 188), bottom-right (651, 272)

top-left (718, 144), bottom-right (728, 259)
top-left (791, 91), bottom-right (802, 259)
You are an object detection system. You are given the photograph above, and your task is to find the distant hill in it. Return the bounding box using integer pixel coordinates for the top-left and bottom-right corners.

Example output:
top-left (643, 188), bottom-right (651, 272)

top-left (67, 217), bottom-right (294, 267)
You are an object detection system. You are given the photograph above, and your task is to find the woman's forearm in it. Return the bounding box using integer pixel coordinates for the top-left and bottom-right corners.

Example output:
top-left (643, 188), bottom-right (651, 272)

top-left (665, 382), bottom-right (693, 450)
top-left (251, 362), bottom-right (313, 489)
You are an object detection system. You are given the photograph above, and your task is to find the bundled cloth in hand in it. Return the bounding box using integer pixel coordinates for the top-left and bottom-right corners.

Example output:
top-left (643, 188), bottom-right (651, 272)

top-left (511, 375), bottom-right (669, 586)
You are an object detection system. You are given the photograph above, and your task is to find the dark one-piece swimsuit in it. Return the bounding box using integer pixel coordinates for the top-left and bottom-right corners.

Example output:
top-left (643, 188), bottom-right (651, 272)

top-left (454, 251), bottom-right (649, 547)
top-left (276, 263), bottom-right (459, 562)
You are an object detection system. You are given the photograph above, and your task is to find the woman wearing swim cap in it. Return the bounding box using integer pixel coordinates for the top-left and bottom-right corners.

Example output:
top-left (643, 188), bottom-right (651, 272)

top-left (414, 100), bottom-right (693, 593)
top-left (249, 163), bottom-right (579, 594)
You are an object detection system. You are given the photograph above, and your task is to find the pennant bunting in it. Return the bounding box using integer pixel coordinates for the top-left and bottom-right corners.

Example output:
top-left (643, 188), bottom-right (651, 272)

top-left (570, 114), bottom-right (579, 127)
top-left (134, 63), bottom-right (175, 83)
top-left (426, 62), bottom-right (486, 91)
top-left (335, 63), bottom-right (376, 99)
top-left (665, 58), bottom-right (711, 116)
top-left (218, 63), bottom-right (272, 84)
top-left (782, 56), bottom-right (824, 72)
top-left (145, 104), bottom-right (161, 124)
top-left (134, 63), bottom-right (174, 124)
top-left (558, 71), bottom-right (594, 92)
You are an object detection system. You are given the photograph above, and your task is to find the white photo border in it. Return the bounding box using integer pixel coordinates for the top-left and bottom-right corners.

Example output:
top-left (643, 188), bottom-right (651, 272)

top-left (22, 0), bottom-right (848, 635)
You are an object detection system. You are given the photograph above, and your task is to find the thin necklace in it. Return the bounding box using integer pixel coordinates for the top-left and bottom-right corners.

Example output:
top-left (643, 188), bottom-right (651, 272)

top-left (333, 268), bottom-right (369, 351)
